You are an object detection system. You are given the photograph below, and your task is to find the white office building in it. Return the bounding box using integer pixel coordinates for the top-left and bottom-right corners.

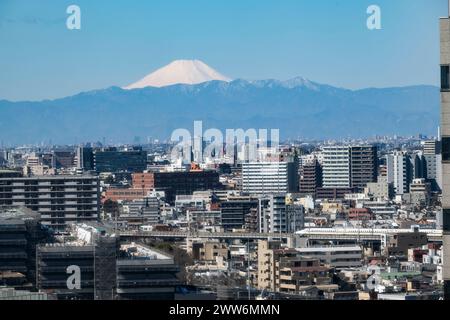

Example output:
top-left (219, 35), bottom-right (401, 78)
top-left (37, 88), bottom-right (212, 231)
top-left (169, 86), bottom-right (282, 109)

top-left (242, 161), bottom-right (297, 195)
top-left (386, 151), bottom-right (412, 195)
top-left (322, 146), bottom-right (351, 188)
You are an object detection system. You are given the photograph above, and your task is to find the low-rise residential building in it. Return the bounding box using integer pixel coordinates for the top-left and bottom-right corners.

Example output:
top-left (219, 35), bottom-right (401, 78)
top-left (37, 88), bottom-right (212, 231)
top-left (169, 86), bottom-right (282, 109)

top-left (296, 246), bottom-right (363, 269)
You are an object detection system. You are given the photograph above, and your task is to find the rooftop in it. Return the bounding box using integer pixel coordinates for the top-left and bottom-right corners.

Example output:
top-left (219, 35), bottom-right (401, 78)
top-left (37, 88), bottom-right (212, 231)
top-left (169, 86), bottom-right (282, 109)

top-left (0, 207), bottom-right (40, 222)
top-left (121, 243), bottom-right (172, 260)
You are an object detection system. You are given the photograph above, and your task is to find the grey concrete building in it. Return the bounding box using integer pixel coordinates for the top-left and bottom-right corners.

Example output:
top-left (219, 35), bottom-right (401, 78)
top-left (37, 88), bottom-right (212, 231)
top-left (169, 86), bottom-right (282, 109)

top-left (0, 173), bottom-right (100, 230)
top-left (322, 145), bottom-right (377, 191)
top-left (440, 11), bottom-right (450, 299)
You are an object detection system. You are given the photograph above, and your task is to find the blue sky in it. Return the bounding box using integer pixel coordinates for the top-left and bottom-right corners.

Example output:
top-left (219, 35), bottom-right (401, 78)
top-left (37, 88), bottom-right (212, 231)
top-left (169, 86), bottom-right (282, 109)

top-left (0, 0), bottom-right (447, 101)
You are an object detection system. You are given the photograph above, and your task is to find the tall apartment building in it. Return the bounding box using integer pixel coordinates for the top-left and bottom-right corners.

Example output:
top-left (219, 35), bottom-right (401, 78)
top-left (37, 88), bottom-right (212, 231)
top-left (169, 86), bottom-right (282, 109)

top-left (220, 197), bottom-right (258, 231)
top-left (258, 195), bottom-right (304, 234)
top-left (299, 159), bottom-right (322, 196)
top-left (322, 146), bottom-right (351, 188)
top-left (440, 13), bottom-right (450, 299)
top-left (386, 151), bottom-right (413, 195)
top-left (350, 145), bottom-right (378, 190)
top-left (322, 145), bottom-right (377, 191)
top-left (257, 240), bottom-right (285, 291)
top-left (423, 140), bottom-right (442, 191)
top-left (411, 152), bottom-right (427, 180)
top-left (0, 172), bottom-right (100, 230)
top-left (242, 161), bottom-right (298, 195)
top-left (76, 147), bottom-right (94, 171)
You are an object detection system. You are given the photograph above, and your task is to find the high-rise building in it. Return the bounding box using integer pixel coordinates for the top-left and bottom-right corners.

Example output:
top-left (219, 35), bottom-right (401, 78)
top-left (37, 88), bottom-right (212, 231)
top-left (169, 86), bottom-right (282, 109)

top-left (386, 151), bottom-right (413, 195)
top-left (242, 161), bottom-right (298, 195)
top-left (350, 145), bottom-right (378, 190)
top-left (322, 145), bottom-right (377, 191)
top-left (439, 13), bottom-right (450, 299)
top-left (258, 195), bottom-right (304, 234)
top-left (0, 173), bottom-right (100, 230)
top-left (299, 159), bottom-right (322, 197)
top-left (423, 140), bottom-right (442, 191)
top-left (322, 146), bottom-right (351, 188)
top-left (76, 147), bottom-right (94, 171)
top-left (411, 152), bottom-right (427, 180)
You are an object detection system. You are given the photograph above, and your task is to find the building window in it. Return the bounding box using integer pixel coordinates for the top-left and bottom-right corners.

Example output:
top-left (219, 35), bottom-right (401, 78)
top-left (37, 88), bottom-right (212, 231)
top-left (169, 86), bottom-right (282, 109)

top-left (443, 137), bottom-right (450, 162)
top-left (444, 209), bottom-right (450, 232)
top-left (442, 65), bottom-right (450, 90)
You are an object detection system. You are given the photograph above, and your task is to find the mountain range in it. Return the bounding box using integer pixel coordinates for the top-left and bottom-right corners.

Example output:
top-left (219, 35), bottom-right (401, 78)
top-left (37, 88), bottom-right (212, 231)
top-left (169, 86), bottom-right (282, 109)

top-left (0, 60), bottom-right (440, 145)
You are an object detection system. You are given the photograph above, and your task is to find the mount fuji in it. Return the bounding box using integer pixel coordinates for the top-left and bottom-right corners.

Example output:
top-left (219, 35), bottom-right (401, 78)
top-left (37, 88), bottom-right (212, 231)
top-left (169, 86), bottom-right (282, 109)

top-left (0, 60), bottom-right (440, 145)
top-left (124, 60), bottom-right (232, 89)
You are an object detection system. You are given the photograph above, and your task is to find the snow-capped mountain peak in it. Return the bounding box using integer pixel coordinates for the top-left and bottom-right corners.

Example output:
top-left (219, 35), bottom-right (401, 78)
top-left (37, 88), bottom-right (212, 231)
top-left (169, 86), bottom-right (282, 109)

top-left (281, 76), bottom-right (319, 90)
top-left (124, 59), bottom-right (232, 89)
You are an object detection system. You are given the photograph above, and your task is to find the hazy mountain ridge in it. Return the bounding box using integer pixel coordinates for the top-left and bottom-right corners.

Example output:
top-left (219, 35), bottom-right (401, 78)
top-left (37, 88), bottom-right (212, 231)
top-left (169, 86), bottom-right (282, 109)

top-left (0, 80), bottom-right (439, 145)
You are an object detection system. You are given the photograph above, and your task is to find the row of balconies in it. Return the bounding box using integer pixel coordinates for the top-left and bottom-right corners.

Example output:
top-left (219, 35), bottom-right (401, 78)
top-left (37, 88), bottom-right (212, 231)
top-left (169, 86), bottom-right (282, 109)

top-left (117, 278), bottom-right (180, 287)
top-left (39, 266), bottom-right (94, 273)
top-left (0, 239), bottom-right (27, 246)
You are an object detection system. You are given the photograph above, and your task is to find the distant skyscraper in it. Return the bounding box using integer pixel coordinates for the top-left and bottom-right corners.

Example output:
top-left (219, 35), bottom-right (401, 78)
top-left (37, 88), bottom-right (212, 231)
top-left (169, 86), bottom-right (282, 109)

top-left (440, 12), bottom-right (450, 299)
top-left (386, 151), bottom-right (412, 195)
